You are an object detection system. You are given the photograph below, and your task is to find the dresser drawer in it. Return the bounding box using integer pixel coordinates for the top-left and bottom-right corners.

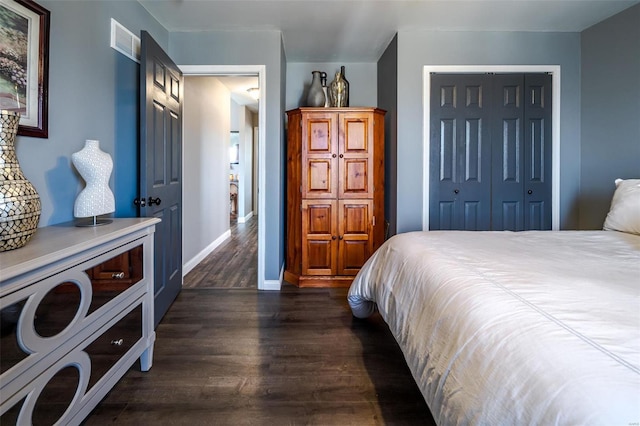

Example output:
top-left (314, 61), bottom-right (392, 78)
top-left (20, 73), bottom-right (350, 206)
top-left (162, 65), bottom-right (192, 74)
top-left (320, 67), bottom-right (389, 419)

top-left (0, 304), bottom-right (143, 425)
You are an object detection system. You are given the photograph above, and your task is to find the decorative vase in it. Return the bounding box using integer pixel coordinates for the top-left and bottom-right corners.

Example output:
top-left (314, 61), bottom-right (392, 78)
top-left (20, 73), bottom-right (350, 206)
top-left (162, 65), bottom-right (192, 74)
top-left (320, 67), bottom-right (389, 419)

top-left (321, 72), bottom-right (329, 107)
top-left (0, 110), bottom-right (41, 251)
top-left (328, 69), bottom-right (348, 107)
top-left (306, 71), bottom-right (326, 107)
top-left (340, 65), bottom-right (349, 107)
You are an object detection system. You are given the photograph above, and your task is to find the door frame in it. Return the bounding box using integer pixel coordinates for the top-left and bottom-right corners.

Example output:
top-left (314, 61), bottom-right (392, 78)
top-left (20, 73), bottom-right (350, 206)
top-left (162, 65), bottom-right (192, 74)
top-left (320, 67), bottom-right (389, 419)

top-left (422, 65), bottom-right (561, 231)
top-left (179, 64), bottom-right (267, 290)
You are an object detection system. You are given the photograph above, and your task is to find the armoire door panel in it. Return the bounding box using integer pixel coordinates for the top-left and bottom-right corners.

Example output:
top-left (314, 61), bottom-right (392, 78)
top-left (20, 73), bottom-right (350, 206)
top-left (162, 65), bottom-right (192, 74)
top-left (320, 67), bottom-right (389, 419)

top-left (306, 204), bottom-right (333, 234)
top-left (340, 241), bottom-right (369, 275)
top-left (340, 115), bottom-right (370, 153)
top-left (302, 113), bottom-right (338, 199)
top-left (341, 159), bottom-right (369, 196)
top-left (302, 200), bottom-right (337, 276)
top-left (338, 200), bottom-right (372, 275)
top-left (305, 115), bottom-right (335, 153)
top-left (339, 112), bottom-right (374, 199)
top-left (306, 159), bottom-right (334, 196)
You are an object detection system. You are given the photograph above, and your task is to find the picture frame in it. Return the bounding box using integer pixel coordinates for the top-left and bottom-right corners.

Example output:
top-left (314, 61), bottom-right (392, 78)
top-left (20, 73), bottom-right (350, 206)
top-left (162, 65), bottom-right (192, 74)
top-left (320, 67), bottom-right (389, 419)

top-left (0, 0), bottom-right (50, 138)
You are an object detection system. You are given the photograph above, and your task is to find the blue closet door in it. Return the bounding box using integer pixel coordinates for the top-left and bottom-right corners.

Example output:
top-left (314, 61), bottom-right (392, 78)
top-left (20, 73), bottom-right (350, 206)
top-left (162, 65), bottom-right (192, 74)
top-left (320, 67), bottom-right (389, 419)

top-left (430, 73), bottom-right (552, 231)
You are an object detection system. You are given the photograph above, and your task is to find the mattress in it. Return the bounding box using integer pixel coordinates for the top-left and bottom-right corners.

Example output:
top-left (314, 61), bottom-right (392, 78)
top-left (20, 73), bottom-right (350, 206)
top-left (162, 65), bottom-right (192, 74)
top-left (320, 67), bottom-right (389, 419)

top-left (348, 230), bottom-right (640, 425)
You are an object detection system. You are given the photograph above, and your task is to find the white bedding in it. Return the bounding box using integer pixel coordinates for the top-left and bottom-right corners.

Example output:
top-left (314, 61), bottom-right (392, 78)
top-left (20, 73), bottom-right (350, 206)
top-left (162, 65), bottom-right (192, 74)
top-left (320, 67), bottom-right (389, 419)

top-left (348, 231), bottom-right (640, 425)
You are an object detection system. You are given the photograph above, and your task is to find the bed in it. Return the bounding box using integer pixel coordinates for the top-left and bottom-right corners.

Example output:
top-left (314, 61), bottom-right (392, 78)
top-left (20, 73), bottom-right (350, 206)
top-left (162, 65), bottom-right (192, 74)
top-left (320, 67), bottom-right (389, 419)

top-left (348, 179), bottom-right (640, 425)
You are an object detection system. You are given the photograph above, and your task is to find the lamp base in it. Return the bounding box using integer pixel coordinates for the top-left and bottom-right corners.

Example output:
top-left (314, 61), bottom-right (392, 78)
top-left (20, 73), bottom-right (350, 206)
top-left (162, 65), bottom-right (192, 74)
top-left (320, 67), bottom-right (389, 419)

top-left (75, 216), bottom-right (113, 227)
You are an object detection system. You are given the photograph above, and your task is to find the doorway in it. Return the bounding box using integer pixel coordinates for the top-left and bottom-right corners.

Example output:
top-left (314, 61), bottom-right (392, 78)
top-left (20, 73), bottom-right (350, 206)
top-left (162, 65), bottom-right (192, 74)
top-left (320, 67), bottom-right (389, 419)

top-left (180, 65), bottom-right (266, 290)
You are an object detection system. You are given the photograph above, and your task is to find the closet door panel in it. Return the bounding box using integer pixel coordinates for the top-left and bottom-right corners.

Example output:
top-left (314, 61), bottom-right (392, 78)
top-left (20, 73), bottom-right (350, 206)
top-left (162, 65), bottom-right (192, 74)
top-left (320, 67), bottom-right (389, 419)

top-left (492, 75), bottom-right (525, 231)
top-left (430, 74), bottom-right (491, 230)
top-left (524, 74), bottom-right (552, 230)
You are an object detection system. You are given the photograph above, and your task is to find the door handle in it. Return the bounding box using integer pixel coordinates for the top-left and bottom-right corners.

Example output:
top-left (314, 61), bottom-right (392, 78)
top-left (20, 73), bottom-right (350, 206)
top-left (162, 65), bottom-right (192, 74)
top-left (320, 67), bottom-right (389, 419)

top-left (527, 190), bottom-right (533, 195)
top-left (148, 197), bottom-right (162, 206)
top-left (133, 198), bottom-right (146, 207)
top-left (454, 189), bottom-right (460, 194)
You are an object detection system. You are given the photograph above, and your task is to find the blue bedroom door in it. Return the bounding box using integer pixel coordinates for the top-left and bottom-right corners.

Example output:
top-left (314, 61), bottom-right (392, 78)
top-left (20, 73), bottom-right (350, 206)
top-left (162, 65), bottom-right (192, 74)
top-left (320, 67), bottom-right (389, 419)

top-left (139, 31), bottom-right (183, 327)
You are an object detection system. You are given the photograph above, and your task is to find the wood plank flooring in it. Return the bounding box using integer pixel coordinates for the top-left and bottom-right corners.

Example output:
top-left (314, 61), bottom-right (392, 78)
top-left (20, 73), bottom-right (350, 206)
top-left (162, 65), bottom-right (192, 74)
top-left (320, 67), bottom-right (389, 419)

top-left (183, 217), bottom-right (257, 289)
top-left (85, 286), bottom-right (435, 425)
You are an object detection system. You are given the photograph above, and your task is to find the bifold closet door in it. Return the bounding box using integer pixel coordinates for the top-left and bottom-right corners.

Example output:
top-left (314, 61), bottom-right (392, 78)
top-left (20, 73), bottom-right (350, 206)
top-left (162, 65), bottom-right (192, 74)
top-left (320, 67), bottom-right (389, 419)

top-left (491, 73), bottom-right (552, 230)
top-left (430, 74), bottom-right (492, 230)
top-left (430, 73), bottom-right (552, 231)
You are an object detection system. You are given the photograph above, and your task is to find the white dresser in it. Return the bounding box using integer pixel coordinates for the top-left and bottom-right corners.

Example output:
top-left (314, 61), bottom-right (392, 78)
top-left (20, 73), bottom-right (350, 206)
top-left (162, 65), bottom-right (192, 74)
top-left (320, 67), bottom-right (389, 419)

top-left (0, 218), bottom-right (159, 425)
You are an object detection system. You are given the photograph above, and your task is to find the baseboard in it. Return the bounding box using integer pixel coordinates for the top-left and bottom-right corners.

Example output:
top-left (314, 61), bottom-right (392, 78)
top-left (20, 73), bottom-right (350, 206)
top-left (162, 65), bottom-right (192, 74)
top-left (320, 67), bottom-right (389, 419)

top-left (261, 263), bottom-right (283, 291)
top-left (237, 211), bottom-right (254, 224)
top-left (182, 230), bottom-right (231, 276)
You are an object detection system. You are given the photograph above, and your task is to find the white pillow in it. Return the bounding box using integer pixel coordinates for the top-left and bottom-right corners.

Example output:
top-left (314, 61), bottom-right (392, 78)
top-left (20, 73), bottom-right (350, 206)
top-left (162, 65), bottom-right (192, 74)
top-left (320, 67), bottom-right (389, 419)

top-left (603, 178), bottom-right (640, 235)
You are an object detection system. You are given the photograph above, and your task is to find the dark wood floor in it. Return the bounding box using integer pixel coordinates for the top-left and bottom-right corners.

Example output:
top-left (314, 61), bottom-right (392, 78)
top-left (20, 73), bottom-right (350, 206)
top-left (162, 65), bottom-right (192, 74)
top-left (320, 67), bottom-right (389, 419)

top-left (85, 286), bottom-right (435, 425)
top-left (183, 217), bottom-right (257, 289)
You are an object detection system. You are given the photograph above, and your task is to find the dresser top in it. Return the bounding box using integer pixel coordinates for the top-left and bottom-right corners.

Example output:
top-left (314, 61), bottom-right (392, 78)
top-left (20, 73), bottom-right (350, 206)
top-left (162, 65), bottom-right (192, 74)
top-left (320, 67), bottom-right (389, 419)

top-left (0, 218), bottom-right (160, 284)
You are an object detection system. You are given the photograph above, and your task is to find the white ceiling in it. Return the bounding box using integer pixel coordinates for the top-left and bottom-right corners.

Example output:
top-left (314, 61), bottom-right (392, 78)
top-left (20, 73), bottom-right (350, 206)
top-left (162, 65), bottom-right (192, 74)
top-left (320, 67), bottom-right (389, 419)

top-left (214, 76), bottom-right (260, 112)
top-left (138, 0), bottom-right (638, 62)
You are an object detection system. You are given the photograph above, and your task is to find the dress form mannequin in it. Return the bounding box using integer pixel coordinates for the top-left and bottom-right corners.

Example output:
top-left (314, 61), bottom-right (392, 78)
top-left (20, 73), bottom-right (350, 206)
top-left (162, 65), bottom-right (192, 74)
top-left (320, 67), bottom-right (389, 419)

top-left (72, 140), bottom-right (115, 226)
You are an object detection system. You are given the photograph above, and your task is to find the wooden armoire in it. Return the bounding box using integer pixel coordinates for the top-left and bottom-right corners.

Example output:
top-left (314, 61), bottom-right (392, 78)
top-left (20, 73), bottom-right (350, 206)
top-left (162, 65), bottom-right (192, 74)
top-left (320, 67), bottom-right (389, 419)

top-left (285, 107), bottom-right (385, 287)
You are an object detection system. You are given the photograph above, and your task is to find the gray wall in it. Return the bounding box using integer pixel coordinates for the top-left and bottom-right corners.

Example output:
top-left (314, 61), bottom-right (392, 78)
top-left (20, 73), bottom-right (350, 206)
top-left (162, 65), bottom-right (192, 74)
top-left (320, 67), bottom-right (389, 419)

top-left (394, 31), bottom-right (582, 232)
top-left (286, 63), bottom-right (377, 110)
top-left (183, 76), bottom-right (231, 264)
top-left (169, 30), bottom-right (285, 280)
top-left (580, 4), bottom-right (640, 229)
top-left (14, 1), bottom-right (167, 226)
top-left (377, 35), bottom-right (398, 237)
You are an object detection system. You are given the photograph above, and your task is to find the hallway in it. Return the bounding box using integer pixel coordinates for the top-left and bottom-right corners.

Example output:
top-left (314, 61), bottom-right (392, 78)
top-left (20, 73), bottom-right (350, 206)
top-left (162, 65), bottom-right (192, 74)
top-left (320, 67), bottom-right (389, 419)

top-left (183, 216), bottom-right (257, 288)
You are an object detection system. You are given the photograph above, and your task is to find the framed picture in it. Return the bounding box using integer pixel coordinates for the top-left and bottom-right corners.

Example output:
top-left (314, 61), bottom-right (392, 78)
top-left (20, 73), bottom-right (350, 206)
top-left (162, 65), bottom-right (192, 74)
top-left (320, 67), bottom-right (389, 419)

top-left (0, 0), bottom-right (50, 138)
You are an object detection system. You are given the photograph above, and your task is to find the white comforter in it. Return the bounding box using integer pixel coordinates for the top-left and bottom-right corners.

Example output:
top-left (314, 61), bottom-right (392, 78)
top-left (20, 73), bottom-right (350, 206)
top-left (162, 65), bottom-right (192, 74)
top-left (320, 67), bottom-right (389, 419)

top-left (348, 231), bottom-right (640, 425)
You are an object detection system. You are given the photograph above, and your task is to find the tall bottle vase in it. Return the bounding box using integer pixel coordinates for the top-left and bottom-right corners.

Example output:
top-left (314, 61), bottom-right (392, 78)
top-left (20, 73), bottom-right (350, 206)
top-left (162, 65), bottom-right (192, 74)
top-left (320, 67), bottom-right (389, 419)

top-left (0, 110), bottom-right (41, 251)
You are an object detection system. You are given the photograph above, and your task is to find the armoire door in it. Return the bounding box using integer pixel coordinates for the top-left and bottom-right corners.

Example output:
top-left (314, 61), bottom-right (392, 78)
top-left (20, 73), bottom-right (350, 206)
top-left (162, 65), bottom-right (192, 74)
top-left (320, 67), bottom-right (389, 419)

top-left (430, 73), bottom-right (552, 231)
top-left (301, 199), bottom-right (337, 276)
top-left (338, 112), bottom-right (375, 199)
top-left (301, 112), bottom-right (338, 199)
top-left (337, 200), bottom-right (373, 275)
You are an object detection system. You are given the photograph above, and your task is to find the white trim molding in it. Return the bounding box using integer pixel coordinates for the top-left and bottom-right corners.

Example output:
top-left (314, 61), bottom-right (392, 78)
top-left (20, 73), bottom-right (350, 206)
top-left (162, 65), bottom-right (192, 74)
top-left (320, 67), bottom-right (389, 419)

top-left (262, 264), bottom-right (284, 291)
top-left (422, 65), bottom-right (561, 231)
top-left (180, 64), bottom-right (268, 290)
top-left (182, 230), bottom-right (231, 277)
top-left (238, 211), bottom-right (253, 224)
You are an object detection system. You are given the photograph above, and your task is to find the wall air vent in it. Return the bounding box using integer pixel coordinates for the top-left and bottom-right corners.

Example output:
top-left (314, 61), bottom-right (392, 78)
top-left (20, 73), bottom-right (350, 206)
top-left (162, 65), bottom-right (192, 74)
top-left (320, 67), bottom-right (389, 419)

top-left (110, 18), bottom-right (140, 63)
